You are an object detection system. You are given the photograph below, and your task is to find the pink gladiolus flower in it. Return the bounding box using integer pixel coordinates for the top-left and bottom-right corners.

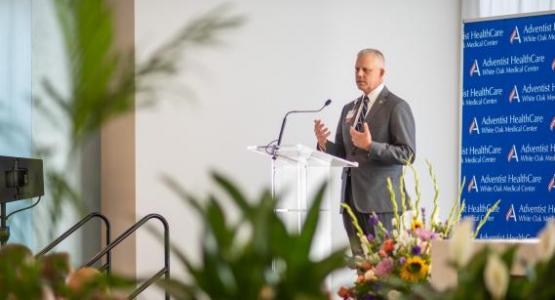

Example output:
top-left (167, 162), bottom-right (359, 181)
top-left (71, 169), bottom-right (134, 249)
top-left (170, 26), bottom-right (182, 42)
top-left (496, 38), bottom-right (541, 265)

top-left (374, 257), bottom-right (394, 276)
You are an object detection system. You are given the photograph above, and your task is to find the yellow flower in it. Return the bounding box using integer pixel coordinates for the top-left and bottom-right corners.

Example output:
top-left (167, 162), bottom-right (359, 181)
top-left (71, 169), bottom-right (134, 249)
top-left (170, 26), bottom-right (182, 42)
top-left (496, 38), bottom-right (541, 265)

top-left (400, 256), bottom-right (429, 282)
top-left (411, 218), bottom-right (423, 231)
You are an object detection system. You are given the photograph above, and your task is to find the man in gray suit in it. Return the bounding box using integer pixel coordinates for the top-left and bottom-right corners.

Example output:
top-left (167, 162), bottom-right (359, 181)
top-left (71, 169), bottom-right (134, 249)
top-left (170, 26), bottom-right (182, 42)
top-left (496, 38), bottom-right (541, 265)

top-left (314, 49), bottom-right (415, 256)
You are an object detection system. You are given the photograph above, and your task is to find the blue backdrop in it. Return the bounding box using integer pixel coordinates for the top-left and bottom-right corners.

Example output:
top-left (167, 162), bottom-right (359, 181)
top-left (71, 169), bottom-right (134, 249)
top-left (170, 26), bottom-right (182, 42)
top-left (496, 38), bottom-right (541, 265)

top-left (462, 12), bottom-right (555, 238)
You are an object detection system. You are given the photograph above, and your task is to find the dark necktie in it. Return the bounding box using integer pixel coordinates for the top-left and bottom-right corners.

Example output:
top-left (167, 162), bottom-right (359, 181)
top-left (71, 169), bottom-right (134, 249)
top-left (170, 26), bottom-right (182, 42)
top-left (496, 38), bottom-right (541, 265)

top-left (355, 96), bottom-right (369, 132)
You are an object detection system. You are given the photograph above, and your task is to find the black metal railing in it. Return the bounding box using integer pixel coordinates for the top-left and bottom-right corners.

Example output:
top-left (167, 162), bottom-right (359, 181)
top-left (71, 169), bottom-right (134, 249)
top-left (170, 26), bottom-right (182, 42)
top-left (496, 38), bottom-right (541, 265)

top-left (84, 213), bottom-right (170, 300)
top-left (36, 212), bottom-right (112, 272)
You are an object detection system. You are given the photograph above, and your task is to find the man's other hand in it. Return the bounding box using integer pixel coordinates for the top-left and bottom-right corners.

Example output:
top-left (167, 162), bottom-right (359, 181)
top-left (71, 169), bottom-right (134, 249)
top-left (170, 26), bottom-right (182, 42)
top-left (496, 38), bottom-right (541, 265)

top-left (350, 122), bottom-right (372, 150)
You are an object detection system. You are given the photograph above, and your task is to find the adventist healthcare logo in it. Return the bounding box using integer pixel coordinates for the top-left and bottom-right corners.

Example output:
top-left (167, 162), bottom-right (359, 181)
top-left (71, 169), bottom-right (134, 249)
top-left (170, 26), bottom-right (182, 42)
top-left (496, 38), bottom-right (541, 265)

top-left (467, 176), bottom-right (479, 193)
top-left (508, 85), bottom-right (520, 103)
top-left (469, 59), bottom-right (481, 77)
top-left (507, 145), bottom-right (519, 162)
top-left (509, 26), bottom-right (521, 44)
top-left (469, 117), bottom-right (480, 134)
top-left (549, 174), bottom-right (555, 192)
top-left (505, 204), bottom-right (517, 222)
top-left (550, 116), bottom-right (555, 131)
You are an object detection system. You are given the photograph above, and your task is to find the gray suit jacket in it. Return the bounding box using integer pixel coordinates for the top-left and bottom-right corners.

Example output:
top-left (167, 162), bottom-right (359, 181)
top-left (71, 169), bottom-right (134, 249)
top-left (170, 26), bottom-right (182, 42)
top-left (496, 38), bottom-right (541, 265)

top-left (324, 87), bottom-right (416, 213)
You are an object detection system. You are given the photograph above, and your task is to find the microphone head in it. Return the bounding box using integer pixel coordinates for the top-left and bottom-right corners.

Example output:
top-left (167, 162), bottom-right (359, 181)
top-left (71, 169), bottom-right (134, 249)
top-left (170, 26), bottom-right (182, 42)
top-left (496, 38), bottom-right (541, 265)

top-left (324, 99), bottom-right (332, 106)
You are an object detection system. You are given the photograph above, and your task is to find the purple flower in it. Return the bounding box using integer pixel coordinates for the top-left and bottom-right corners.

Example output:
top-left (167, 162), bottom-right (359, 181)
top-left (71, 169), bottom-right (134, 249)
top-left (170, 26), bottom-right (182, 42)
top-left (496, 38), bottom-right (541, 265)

top-left (374, 257), bottom-right (394, 276)
top-left (416, 228), bottom-right (437, 241)
top-left (368, 214), bottom-right (379, 226)
top-left (411, 245), bottom-right (422, 255)
top-left (399, 257), bottom-right (406, 265)
top-left (366, 233), bottom-right (375, 242)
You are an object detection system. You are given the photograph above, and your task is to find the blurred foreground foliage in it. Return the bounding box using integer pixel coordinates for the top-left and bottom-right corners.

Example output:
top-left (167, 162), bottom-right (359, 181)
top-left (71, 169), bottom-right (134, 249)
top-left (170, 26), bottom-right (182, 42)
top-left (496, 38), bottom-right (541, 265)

top-left (160, 172), bottom-right (347, 300)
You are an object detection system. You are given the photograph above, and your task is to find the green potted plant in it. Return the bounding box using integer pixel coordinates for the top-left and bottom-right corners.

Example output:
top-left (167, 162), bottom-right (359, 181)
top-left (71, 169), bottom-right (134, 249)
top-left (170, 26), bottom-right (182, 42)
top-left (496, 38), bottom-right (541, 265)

top-left (159, 172), bottom-right (348, 299)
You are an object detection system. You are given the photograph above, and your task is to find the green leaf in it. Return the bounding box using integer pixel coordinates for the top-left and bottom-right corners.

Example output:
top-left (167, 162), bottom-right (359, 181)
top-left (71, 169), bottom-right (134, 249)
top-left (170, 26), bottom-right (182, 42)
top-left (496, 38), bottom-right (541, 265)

top-left (156, 279), bottom-right (197, 300)
top-left (312, 248), bottom-right (348, 279)
top-left (204, 195), bottom-right (234, 253)
top-left (212, 171), bottom-right (252, 215)
top-left (297, 182), bottom-right (327, 258)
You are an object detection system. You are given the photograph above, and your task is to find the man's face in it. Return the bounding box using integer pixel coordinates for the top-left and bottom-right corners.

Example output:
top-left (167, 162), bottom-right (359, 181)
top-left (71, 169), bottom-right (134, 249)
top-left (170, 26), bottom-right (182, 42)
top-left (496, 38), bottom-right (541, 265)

top-left (355, 53), bottom-right (385, 94)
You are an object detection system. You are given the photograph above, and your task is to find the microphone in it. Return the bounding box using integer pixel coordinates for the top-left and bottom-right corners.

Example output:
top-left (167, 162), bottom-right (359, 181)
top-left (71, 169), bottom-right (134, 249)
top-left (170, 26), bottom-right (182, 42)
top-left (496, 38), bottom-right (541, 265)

top-left (275, 99), bottom-right (332, 152)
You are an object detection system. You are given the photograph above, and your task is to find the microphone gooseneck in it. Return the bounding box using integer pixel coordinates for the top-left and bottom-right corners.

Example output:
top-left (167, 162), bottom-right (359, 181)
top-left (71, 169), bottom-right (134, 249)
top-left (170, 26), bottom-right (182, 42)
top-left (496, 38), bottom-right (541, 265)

top-left (274, 99), bottom-right (332, 159)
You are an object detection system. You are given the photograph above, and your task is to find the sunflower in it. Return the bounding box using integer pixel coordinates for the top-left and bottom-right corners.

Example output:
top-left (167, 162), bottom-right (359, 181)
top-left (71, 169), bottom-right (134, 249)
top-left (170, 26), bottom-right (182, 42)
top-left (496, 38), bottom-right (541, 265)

top-left (400, 256), bottom-right (429, 282)
top-left (411, 218), bottom-right (423, 231)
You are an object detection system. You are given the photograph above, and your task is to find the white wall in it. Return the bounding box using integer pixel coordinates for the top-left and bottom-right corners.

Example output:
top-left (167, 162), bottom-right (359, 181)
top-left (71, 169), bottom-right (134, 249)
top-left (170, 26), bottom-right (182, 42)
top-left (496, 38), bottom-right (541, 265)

top-left (135, 0), bottom-right (461, 298)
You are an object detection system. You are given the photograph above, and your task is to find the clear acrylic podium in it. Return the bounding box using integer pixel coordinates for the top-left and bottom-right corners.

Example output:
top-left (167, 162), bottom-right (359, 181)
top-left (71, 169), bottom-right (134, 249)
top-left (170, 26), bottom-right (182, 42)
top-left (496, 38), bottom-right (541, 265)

top-left (247, 144), bottom-right (358, 232)
top-left (249, 144), bottom-right (358, 291)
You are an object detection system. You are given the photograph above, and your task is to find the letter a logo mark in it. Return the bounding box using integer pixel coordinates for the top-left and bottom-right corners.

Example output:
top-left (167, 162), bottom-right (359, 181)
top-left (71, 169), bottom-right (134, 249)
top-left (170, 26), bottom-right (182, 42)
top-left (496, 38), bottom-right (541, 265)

top-left (467, 176), bottom-right (479, 193)
top-left (548, 174), bottom-right (555, 192)
top-left (470, 59), bottom-right (481, 77)
top-left (509, 85), bottom-right (520, 103)
top-left (510, 26), bottom-right (521, 44)
top-left (507, 145), bottom-right (519, 162)
top-left (505, 204), bottom-right (517, 222)
top-left (469, 117), bottom-right (480, 135)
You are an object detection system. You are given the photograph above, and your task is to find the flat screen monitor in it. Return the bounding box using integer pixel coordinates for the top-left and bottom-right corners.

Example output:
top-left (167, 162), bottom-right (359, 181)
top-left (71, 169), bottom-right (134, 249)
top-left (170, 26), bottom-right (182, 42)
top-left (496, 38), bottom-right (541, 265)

top-left (0, 156), bottom-right (44, 203)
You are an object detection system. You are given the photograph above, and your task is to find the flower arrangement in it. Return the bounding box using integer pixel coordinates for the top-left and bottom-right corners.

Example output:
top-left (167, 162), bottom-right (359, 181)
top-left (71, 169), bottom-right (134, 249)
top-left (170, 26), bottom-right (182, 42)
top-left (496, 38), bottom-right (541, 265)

top-left (338, 161), bottom-right (500, 300)
top-left (380, 219), bottom-right (555, 300)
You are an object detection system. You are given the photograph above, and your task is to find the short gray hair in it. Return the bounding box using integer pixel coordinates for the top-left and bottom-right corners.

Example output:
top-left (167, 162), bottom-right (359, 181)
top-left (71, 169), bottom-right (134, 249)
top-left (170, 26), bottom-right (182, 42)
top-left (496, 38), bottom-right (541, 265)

top-left (357, 48), bottom-right (385, 65)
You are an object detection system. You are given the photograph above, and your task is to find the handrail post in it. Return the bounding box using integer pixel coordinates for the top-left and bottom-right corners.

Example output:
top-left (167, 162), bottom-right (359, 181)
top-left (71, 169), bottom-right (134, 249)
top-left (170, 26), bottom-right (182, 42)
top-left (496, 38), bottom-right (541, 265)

top-left (36, 212), bottom-right (112, 273)
top-left (163, 215), bottom-right (170, 300)
top-left (84, 214), bottom-right (170, 300)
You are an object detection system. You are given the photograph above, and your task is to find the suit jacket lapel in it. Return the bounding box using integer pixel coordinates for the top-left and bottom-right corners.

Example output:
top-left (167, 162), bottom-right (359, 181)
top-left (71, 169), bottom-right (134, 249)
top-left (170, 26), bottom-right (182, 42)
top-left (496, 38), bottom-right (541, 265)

top-left (365, 86), bottom-right (389, 125)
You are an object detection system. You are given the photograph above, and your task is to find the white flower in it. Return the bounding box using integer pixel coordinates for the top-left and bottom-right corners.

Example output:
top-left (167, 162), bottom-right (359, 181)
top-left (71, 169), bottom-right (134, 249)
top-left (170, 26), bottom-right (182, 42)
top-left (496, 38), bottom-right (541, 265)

top-left (391, 229), bottom-right (399, 239)
top-left (397, 228), bottom-right (411, 245)
top-left (484, 253), bottom-right (509, 300)
top-left (400, 210), bottom-right (415, 229)
top-left (448, 218), bottom-right (474, 267)
top-left (387, 289), bottom-right (401, 300)
top-left (537, 220), bottom-right (555, 262)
